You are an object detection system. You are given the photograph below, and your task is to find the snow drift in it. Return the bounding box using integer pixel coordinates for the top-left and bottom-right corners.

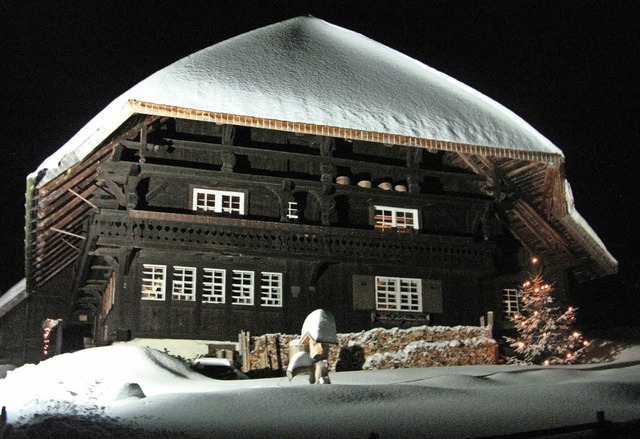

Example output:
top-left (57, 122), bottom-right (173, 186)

top-left (1, 344), bottom-right (639, 438)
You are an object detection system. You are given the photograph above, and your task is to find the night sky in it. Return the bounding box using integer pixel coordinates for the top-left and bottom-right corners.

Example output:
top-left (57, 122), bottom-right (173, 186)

top-left (3, 1), bottom-right (638, 327)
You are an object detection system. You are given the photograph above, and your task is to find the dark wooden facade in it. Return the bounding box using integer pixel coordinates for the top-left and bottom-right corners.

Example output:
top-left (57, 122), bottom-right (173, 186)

top-left (61, 117), bottom-right (516, 345)
top-left (1, 17), bottom-right (617, 366)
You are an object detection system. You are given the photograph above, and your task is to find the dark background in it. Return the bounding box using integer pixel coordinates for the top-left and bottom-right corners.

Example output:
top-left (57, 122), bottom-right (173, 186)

top-left (2, 1), bottom-right (638, 329)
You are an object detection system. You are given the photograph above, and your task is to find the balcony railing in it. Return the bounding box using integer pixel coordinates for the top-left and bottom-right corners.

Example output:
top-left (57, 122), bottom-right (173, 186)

top-left (91, 209), bottom-right (495, 268)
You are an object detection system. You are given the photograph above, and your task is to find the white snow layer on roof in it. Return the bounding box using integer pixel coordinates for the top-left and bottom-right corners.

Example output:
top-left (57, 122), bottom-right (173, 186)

top-left (2, 345), bottom-right (639, 437)
top-left (34, 16), bottom-right (562, 187)
top-left (300, 308), bottom-right (338, 344)
top-left (0, 278), bottom-right (27, 319)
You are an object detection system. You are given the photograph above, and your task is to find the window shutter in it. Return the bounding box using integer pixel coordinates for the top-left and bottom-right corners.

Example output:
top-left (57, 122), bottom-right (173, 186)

top-left (352, 275), bottom-right (375, 310)
top-left (422, 279), bottom-right (443, 313)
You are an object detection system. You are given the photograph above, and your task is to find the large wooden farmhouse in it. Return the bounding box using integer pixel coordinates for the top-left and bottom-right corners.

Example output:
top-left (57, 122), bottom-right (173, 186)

top-left (1, 17), bottom-right (616, 364)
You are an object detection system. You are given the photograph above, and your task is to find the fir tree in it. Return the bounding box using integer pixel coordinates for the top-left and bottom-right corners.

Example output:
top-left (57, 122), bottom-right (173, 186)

top-left (505, 259), bottom-right (590, 365)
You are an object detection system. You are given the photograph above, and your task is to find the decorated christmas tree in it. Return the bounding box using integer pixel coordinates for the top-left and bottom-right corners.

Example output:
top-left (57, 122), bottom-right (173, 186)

top-left (505, 258), bottom-right (590, 365)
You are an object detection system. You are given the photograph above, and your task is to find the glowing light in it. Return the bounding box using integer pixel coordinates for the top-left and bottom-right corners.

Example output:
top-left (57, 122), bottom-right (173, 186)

top-left (544, 360), bottom-right (550, 366)
top-left (42, 318), bottom-right (59, 358)
top-left (583, 341), bottom-right (590, 346)
top-left (566, 353), bottom-right (572, 359)
top-left (572, 332), bottom-right (580, 338)
top-left (518, 342), bottom-right (525, 349)
top-left (532, 257), bottom-right (539, 264)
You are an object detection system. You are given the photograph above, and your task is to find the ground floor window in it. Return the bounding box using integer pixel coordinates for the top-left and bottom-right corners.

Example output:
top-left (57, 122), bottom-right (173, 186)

top-left (502, 288), bottom-right (521, 319)
top-left (232, 270), bottom-right (255, 306)
top-left (375, 276), bottom-right (422, 312)
top-left (172, 266), bottom-right (197, 301)
top-left (261, 272), bottom-right (283, 307)
top-left (141, 264), bottom-right (167, 300)
top-left (141, 264), bottom-right (283, 308)
top-left (203, 268), bottom-right (226, 303)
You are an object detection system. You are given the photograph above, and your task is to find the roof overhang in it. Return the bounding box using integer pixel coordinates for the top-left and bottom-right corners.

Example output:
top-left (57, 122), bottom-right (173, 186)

top-left (24, 17), bottom-right (617, 290)
top-left (129, 100), bottom-right (565, 165)
top-left (0, 278), bottom-right (28, 319)
top-left (25, 102), bottom-right (616, 292)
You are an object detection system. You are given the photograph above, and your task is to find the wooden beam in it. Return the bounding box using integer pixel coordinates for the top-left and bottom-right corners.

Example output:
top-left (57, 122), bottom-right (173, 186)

top-left (456, 153), bottom-right (491, 179)
top-left (68, 188), bottom-right (98, 209)
top-left (50, 227), bottom-right (86, 240)
top-left (511, 200), bottom-right (572, 255)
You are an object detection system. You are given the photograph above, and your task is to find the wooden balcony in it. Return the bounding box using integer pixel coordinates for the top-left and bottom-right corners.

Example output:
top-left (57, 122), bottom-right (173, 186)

top-left (91, 209), bottom-right (496, 269)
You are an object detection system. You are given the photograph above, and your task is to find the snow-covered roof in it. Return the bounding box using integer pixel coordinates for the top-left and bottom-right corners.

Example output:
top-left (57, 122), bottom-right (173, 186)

top-left (0, 278), bottom-right (27, 319)
top-left (34, 16), bottom-right (563, 187)
top-left (300, 309), bottom-right (338, 344)
top-left (26, 16), bottom-right (616, 281)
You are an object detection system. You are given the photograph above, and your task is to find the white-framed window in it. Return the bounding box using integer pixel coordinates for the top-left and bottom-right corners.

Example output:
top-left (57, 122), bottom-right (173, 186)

top-left (232, 270), bottom-right (254, 305)
top-left (192, 188), bottom-right (245, 215)
top-left (203, 268), bottom-right (226, 304)
top-left (287, 201), bottom-right (299, 219)
top-left (374, 206), bottom-right (419, 231)
top-left (141, 264), bottom-right (167, 300)
top-left (502, 288), bottom-right (521, 319)
top-left (375, 276), bottom-right (422, 312)
top-left (261, 272), bottom-right (283, 307)
top-left (172, 266), bottom-right (197, 301)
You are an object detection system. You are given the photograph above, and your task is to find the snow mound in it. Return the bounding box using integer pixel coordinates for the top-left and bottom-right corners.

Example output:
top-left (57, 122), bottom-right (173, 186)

top-left (1, 344), bottom-right (639, 437)
top-left (0, 346), bottom-right (208, 425)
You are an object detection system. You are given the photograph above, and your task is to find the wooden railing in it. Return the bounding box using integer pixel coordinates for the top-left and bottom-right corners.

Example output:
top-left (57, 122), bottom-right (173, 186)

top-left (92, 209), bottom-right (496, 267)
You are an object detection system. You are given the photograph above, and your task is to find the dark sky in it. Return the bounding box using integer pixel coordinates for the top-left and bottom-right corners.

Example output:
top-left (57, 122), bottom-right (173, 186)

top-left (2, 1), bottom-right (639, 320)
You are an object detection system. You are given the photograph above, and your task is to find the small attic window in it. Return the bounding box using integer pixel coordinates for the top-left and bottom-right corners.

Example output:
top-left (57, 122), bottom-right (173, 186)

top-left (192, 188), bottom-right (246, 215)
top-left (373, 206), bottom-right (419, 232)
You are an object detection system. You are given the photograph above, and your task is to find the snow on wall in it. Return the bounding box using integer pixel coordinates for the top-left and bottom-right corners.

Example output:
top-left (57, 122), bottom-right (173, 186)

top-left (113, 338), bottom-right (235, 360)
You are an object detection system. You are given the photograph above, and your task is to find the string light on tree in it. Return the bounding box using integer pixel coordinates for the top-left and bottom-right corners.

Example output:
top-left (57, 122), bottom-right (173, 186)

top-left (504, 257), bottom-right (589, 365)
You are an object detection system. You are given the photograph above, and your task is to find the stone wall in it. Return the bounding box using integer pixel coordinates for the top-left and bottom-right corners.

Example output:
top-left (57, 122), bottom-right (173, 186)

top-left (248, 325), bottom-right (498, 373)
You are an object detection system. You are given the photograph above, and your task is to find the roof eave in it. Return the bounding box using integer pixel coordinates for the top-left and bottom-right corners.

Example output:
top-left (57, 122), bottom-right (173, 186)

top-left (129, 100), bottom-right (565, 165)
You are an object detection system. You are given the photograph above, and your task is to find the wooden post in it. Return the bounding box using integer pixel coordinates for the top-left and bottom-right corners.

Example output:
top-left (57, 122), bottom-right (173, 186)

top-left (239, 331), bottom-right (250, 372)
top-left (480, 315), bottom-right (486, 327)
top-left (487, 311), bottom-right (494, 338)
top-left (264, 335), bottom-right (273, 370)
top-left (275, 336), bottom-right (283, 372)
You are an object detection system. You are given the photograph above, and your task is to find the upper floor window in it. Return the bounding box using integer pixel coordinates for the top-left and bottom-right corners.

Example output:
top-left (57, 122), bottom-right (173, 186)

top-left (375, 276), bottom-right (422, 312)
top-left (374, 206), bottom-right (419, 232)
top-left (141, 264), bottom-right (166, 301)
top-left (193, 188), bottom-right (245, 215)
top-left (287, 201), bottom-right (299, 220)
top-left (172, 266), bottom-right (197, 301)
top-left (502, 288), bottom-right (521, 319)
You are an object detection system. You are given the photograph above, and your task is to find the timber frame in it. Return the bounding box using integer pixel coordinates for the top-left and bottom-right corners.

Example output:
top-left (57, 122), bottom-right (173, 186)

top-left (21, 106), bottom-right (616, 354)
top-left (9, 17), bottom-right (616, 364)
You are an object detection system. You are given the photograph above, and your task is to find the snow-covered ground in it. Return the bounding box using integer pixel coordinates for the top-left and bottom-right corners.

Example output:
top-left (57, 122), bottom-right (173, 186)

top-left (1, 344), bottom-right (639, 438)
